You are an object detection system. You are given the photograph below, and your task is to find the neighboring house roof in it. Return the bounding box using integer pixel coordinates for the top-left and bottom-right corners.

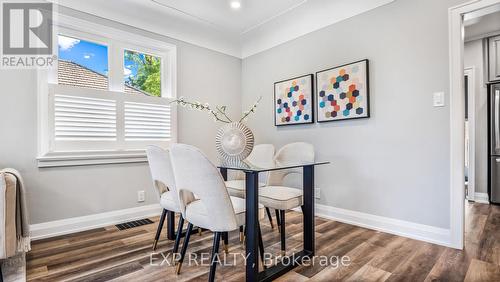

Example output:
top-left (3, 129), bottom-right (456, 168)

top-left (58, 60), bottom-right (149, 96)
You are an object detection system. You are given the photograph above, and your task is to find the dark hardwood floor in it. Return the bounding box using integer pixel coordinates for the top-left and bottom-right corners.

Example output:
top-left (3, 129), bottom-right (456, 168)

top-left (26, 202), bottom-right (500, 281)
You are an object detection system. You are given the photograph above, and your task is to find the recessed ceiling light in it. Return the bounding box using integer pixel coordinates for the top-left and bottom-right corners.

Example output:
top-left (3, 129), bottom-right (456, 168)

top-left (230, 1), bottom-right (241, 10)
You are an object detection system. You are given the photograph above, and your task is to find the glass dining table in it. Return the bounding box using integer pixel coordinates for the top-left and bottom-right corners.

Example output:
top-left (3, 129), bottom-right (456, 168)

top-left (218, 159), bottom-right (329, 282)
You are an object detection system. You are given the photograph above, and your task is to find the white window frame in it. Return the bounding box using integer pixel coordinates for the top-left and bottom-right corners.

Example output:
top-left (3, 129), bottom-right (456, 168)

top-left (37, 13), bottom-right (177, 167)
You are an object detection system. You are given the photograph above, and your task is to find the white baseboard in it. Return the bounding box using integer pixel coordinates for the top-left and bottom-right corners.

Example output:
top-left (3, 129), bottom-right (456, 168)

top-left (309, 204), bottom-right (452, 248)
top-left (30, 204), bottom-right (162, 240)
top-left (31, 203), bottom-right (453, 247)
top-left (474, 192), bottom-right (489, 204)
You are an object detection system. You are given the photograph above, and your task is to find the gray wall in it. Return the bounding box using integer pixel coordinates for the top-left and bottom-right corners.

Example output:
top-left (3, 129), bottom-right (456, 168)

top-left (242, 0), bottom-right (466, 229)
top-left (464, 39), bottom-right (489, 194)
top-left (0, 8), bottom-right (241, 224)
top-left (0, 0), bottom-right (472, 230)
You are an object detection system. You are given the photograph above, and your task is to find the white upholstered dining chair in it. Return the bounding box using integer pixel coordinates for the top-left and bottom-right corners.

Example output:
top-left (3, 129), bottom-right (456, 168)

top-left (225, 144), bottom-right (276, 230)
top-left (225, 144), bottom-right (275, 198)
top-left (169, 144), bottom-right (265, 281)
top-left (259, 142), bottom-right (315, 256)
top-left (146, 146), bottom-right (185, 254)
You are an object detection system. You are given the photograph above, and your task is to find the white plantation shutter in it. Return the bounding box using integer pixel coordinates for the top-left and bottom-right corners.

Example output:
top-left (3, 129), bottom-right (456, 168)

top-left (124, 102), bottom-right (171, 141)
top-left (54, 95), bottom-right (117, 141)
top-left (38, 22), bottom-right (177, 167)
top-left (48, 84), bottom-right (174, 152)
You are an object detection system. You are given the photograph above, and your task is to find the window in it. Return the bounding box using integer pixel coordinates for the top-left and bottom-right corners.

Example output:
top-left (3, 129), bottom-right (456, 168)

top-left (124, 50), bottom-right (162, 97)
top-left (57, 35), bottom-right (109, 90)
top-left (38, 19), bottom-right (176, 167)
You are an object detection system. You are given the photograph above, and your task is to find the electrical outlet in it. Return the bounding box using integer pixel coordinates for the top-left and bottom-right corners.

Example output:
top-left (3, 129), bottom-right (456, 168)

top-left (315, 188), bottom-right (321, 199)
top-left (137, 190), bottom-right (145, 202)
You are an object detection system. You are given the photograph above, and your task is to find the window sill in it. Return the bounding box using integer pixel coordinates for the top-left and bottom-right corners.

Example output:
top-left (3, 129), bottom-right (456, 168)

top-left (37, 150), bottom-right (148, 168)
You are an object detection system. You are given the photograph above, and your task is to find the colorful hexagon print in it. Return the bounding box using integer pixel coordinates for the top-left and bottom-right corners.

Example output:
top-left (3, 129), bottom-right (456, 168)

top-left (274, 74), bottom-right (314, 126)
top-left (316, 60), bottom-right (369, 122)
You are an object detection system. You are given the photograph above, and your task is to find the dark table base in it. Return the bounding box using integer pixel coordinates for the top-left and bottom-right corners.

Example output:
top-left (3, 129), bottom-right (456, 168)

top-left (258, 250), bottom-right (313, 282)
top-left (220, 165), bottom-right (316, 282)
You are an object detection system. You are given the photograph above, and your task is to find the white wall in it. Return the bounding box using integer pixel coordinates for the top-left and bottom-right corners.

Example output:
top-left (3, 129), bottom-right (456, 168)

top-left (464, 39), bottom-right (489, 194)
top-left (0, 7), bottom-right (241, 224)
top-left (242, 0), bottom-right (468, 229)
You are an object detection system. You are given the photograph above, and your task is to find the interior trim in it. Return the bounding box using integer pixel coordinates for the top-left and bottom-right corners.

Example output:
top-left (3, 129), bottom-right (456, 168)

top-left (30, 201), bottom-right (452, 246)
top-left (55, 0), bottom-right (396, 59)
top-left (30, 204), bottom-right (162, 240)
top-left (307, 204), bottom-right (452, 248)
top-left (37, 151), bottom-right (148, 168)
top-left (447, 0), bottom-right (500, 251)
top-left (474, 192), bottom-right (489, 204)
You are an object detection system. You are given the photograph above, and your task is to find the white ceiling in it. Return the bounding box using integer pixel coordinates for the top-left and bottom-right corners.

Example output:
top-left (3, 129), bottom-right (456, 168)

top-left (55, 0), bottom-right (395, 58)
top-left (151, 0), bottom-right (308, 35)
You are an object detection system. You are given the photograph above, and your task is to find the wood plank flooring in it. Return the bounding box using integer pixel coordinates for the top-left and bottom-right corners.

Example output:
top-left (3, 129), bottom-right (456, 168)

top-left (26, 202), bottom-right (500, 281)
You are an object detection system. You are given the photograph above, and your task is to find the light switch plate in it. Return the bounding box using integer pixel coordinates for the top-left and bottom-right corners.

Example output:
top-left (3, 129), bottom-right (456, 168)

top-left (433, 92), bottom-right (445, 107)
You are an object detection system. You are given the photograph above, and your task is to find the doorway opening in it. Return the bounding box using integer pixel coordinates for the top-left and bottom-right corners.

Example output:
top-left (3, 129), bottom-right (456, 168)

top-left (449, 0), bottom-right (500, 250)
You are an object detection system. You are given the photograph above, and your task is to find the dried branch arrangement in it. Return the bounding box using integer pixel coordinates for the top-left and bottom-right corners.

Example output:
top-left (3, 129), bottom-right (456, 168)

top-left (170, 96), bottom-right (262, 123)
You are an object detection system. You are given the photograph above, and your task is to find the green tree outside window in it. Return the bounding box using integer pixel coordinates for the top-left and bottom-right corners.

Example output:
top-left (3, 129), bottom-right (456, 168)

top-left (125, 50), bottom-right (161, 97)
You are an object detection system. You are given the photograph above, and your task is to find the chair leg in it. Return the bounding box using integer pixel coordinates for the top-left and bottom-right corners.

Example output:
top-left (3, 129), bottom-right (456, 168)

top-left (153, 209), bottom-right (167, 251)
top-left (279, 210), bottom-right (286, 256)
top-left (257, 222), bottom-right (266, 269)
top-left (172, 216), bottom-right (184, 255)
top-left (208, 232), bottom-right (221, 282)
top-left (275, 209), bottom-right (281, 232)
top-left (222, 232), bottom-right (229, 254)
top-left (176, 222), bottom-right (193, 275)
top-left (265, 207), bottom-right (274, 229)
top-left (239, 226), bottom-right (244, 243)
top-left (167, 211), bottom-right (175, 240)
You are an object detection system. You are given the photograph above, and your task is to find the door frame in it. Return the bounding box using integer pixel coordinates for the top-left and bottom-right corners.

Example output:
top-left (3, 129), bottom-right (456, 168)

top-left (464, 67), bottom-right (476, 201)
top-left (449, 0), bottom-right (500, 250)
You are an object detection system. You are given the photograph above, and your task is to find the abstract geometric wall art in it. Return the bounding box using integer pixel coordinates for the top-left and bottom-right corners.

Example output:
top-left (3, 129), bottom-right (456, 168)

top-left (274, 74), bottom-right (314, 126)
top-left (316, 59), bottom-right (370, 122)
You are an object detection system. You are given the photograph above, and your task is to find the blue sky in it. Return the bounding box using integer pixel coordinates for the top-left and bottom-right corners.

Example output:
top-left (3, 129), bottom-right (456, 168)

top-left (58, 35), bottom-right (109, 76)
top-left (58, 35), bottom-right (139, 80)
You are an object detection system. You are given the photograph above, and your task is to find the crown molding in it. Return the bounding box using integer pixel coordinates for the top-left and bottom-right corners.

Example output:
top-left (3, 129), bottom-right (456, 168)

top-left (54, 0), bottom-right (242, 58)
top-left (52, 0), bottom-right (396, 59)
top-left (240, 0), bottom-right (396, 58)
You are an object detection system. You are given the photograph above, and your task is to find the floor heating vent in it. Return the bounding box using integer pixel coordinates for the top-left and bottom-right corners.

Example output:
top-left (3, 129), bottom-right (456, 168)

top-left (116, 218), bottom-right (154, 230)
